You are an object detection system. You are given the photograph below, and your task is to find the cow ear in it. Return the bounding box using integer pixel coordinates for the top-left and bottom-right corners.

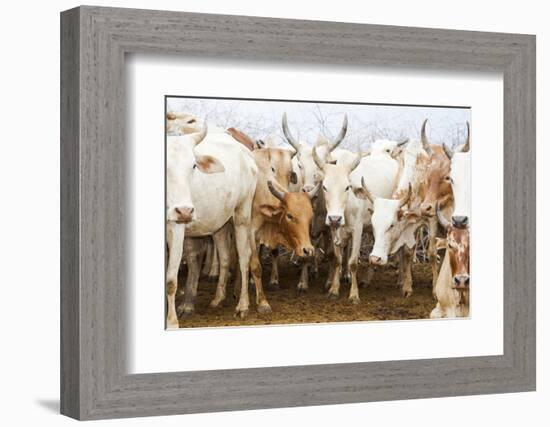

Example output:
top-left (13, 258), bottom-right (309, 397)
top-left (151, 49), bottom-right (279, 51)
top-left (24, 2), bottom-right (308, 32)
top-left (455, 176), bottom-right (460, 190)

top-left (259, 204), bottom-right (282, 218)
top-left (289, 171), bottom-right (298, 184)
top-left (435, 238), bottom-right (447, 250)
top-left (195, 155), bottom-right (225, 174)
top-left (352, 186), bottom-right (369, 200)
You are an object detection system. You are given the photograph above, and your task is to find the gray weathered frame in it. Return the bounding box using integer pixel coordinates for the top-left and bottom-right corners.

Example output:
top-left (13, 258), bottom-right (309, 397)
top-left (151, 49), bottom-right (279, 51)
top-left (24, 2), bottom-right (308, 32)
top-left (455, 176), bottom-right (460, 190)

top-left (60, 5), bottom-right (536, 420)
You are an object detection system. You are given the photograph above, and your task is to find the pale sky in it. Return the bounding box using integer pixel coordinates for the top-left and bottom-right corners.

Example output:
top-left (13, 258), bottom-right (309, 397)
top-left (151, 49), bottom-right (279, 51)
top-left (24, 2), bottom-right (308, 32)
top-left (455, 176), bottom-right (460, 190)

top-left (167, 97), bottom-right (471, 151)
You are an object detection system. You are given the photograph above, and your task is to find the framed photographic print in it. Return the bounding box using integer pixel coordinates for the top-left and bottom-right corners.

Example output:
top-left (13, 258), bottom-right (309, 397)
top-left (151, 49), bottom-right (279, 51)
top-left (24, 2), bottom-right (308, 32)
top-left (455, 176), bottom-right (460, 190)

top-left (61, 6), bottom-right (536, 420)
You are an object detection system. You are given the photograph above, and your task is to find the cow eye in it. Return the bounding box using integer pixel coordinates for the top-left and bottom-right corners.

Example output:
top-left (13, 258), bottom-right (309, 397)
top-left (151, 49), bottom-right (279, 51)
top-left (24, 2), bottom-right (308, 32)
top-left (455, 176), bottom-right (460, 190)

top-left (322, 185), bottom-right (327, 191)
top-left (298, 163), bottom-right (303, 169)
top-left (271, 167), bottom-right (276, 173)
top-left (192, 164), bottom-right (197, 169)
top-left (188, 119), bottom-right (196, 124)
top-left (444, 176), bottom-right (453, 183)
top-left (286, 213), bottom-right (293, 220)
top-left (345, 185), bottom-right (351, 191)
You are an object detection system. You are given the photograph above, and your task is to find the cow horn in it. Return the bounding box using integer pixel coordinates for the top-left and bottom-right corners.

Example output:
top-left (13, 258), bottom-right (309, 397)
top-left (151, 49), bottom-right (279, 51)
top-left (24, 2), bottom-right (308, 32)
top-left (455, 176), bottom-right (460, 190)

top-left (348, 153), bottom-right (362, 173)
top-left (397, 138), bottom-right (409, 148)
top-left (436, 202), bottom-right (451, 229)
top-left (398, 183), bottom-right (412, 209)
top-left (329, 114), bottom-right (348, 152)
top-left (442, 143), bottom-right (454, 160)
top-left (190, 123), bottom-right (208, 146)
top-left (360, 177), bottom-right (374, 204)
top-left (421, 119), bottom-right (432, 156)
top-left (360, 149), bottom-right (371, 157)
top-left (282, 113), bottom-right (301, 153)
top-left (461, 121), bottom-right (471, 153)
top-left (312, 145), bottom-right (326, 170)
top-left (306, 182), bottom-right (322, 199)
top-left (267, 180), bottom-right (286, 203)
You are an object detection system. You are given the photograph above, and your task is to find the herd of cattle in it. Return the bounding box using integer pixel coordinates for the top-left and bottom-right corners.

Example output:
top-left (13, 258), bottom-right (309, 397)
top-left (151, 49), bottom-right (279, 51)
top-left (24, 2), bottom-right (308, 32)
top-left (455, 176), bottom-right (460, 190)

top-left (165, 110), bottom-right (471, 329)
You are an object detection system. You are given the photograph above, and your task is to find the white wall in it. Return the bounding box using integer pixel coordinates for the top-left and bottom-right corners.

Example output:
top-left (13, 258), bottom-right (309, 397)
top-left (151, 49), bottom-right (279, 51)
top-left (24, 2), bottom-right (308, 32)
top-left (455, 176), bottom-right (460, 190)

top-left (0, 1), bottom-right (546, 425)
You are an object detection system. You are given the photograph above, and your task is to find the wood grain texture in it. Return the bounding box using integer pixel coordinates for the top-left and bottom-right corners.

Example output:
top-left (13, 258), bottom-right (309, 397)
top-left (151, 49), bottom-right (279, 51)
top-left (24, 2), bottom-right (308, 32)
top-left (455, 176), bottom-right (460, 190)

top-left (60, 6), bottom-right (536, 420)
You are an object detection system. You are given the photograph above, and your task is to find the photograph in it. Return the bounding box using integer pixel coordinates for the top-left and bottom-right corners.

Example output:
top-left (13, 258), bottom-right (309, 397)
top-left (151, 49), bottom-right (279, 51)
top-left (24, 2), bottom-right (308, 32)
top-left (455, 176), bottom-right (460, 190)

top-left (165, 96), bottom-right (471, 329)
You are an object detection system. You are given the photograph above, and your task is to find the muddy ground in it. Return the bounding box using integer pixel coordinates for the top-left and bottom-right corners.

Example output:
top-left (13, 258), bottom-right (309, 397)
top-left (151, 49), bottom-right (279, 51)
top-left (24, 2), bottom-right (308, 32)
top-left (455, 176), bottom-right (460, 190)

top-left (176, 256), bottom-right (436, 328)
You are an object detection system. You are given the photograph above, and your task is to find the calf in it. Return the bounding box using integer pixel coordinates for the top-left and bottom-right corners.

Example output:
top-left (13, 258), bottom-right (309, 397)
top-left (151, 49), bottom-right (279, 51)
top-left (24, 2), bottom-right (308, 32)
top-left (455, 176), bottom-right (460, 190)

top-left (430, 205), bottom-right (470, 318)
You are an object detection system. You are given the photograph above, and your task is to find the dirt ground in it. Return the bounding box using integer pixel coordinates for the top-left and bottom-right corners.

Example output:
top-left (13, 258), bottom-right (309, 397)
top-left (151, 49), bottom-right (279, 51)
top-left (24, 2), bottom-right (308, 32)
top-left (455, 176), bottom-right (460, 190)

top-left (176, 256), bottom-right (436, 328)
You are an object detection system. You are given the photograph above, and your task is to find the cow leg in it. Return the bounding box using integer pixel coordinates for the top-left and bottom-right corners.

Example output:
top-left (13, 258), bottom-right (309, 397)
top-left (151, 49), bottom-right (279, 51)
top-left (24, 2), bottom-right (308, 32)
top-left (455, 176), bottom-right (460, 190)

top-left (400, 245), bottom-right (414, 298)
top-left (428, 217), bottom-right (439, 296)
top-left (327, 230), bottom-right (345, 299)
top-left (166, 223), bottom-right (185, 329)
top-left (269, 248), bottom-right (280, 290)
top-left (347, 223), bottom-right (363, 304)
top-left (249, 238), bottom-right (272, 315)
top-left (209, 222), bottom-right (232, 308)
top-left (297, 260), bottom-right (309, 294)
top-left (179, 238), bottom-right (205, 317)
top-left (324, 237), bottom-right (336, 291)
top-left (208, 239), bottom-right (219, 280)
top-left (233, 219), bottom-right (253, 318)
top-left (342, 242), bottom-right (352, 284)
top-left (201, 238), bottom-right (213, 277)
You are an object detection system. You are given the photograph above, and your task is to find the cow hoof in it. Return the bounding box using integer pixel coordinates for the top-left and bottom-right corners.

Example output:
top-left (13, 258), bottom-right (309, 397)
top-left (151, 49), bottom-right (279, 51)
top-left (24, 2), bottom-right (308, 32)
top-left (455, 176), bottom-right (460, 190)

top-left (257, 303), bottom-right (272, 315)
top-left (349, 296), bottom-right (361, 305)
top-left (166, 319), bottom-right (179, 330)
top-left (209, 299), bottom-right (223, 309)
top-left (181, 307), bottom-right (195, 318)
top-left (327, 292), bottom-right (339, 300)
top-left (268, 281), bottom-right (280, 291)
top-left (297, 286), bottom-right (308, 295)
top-left (234, 309), bottom-right (249, 319)
top-left (402, 289), bottom-right (413, 298)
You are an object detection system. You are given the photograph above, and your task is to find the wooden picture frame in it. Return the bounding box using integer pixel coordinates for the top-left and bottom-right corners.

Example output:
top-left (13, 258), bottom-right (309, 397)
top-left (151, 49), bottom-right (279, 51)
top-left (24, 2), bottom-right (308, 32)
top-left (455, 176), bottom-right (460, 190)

top-left (60, 6), bottom-right (536, 420)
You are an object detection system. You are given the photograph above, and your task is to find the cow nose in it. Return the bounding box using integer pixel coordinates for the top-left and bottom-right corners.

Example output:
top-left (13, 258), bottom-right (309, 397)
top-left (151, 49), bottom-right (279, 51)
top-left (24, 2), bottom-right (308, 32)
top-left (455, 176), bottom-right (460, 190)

top-left (452, 216), bottom-right (468, 228)
top-left (369, 255), bottom-right (382, 265)
top-left (421, 203), bottom-right (434, 215)
top-left (453, 274), bottom-right (470, 289)
top-left (303, 247), bottom-right (314, 257)
top-left (328, 215), bottom-right (343, 226)
top-left (175, 206), bottom-right (194, 223)
top-left (302, 184), bottom-right (315, 193)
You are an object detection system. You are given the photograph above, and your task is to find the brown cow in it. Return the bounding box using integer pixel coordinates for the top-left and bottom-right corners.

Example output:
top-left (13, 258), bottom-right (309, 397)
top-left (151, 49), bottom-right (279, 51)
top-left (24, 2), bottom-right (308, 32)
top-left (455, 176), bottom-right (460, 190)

top-left (430, 205), bottom-right (470, 318)
top-left (417, 120), bottom-right (455, 291)
top-left (241, 147), bottom-right (319, 316)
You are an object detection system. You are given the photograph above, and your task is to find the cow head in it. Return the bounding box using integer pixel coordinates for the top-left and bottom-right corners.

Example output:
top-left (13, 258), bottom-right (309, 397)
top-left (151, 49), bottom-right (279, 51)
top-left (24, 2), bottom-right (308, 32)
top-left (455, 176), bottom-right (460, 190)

top-left (436, 204), bottom-right (470, 290)
top-left (418, 120), bottom-right (453, 217)
top-left (355, 180), bottom-right (420, 265)
top-left (166, 112), bottom-right (200, 136)
top-left (443, 122), bottom-right (471, 227)
top-left (254, 147), bottom-right (298, 189)
top-left (311, 146), bottom-right (361, 228)
top-left (282, 112), bottom-right (348, 192)
top-left (166, 124), bottom-right (225, 224)
top-left (260, 180), bottom-right (320, 257)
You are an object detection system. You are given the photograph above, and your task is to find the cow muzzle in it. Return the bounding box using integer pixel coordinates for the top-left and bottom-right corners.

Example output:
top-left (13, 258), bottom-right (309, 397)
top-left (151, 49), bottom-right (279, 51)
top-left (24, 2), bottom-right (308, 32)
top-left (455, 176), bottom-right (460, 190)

top-left (174, 206), bottom-right (194, 224)
top-left (452, 274), bottom-right (470, 289)
top-left (420, 202), bottom-right (435, 217)
top-left (326, 214), bottom-right (343, 227)
top-left (369, 255), bottom-right (387, 266)
top-left (452, 215), bottom-right (468, 228)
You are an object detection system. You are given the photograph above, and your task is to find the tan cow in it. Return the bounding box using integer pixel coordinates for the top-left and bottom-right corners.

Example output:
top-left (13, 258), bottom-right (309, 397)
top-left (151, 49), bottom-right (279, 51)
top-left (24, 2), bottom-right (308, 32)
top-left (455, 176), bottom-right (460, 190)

top-left (166, 112), bottom-right (200, 136)
top-left (242, 147), bottom-right (319, 316)
top-left (430, 205), bottom-right (470, 318)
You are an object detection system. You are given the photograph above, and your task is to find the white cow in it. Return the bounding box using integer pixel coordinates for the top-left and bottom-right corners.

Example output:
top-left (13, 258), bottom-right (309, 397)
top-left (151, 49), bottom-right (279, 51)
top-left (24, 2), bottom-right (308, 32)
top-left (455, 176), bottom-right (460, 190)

top-left (313, 147), bottom-right (400, 302)
top-left (357, 139), bottom-right (429, 297)
top-left (166, 112), bottom-right (200, 136)
top-left (280, 113), bottom-right (349, 291)
top-left (166, 124), bottom-right (258, 328)
top-left (443, 122), bottom-right (471, 227)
